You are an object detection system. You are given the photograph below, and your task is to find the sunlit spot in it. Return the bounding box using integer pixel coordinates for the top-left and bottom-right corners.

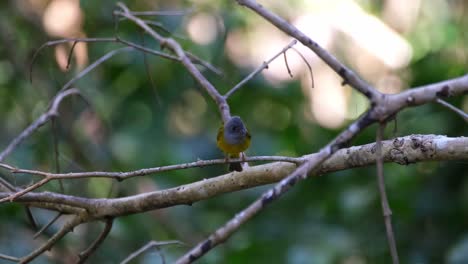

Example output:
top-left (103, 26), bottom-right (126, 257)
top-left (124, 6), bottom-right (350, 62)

top-left (382, 0), bottom-right (421, 33)
top-left (43, 0), bottom-right (82, 37)
top-left (186, 13), bottom-right (219, 45)
top-left (43, 0), bottom-right (88, 71)
top-left (293, 13), bottom-right (334, 52)
top-left (54, 44), bottom-right (70, 71)
top-left (376, 74), bottom-right (404, 94)
top-left (333, 0), bottom-right (412, 70)
top-left (225, 29), bottom-right (252, 68)
top-left (307, 69), bottom-right (347, 128)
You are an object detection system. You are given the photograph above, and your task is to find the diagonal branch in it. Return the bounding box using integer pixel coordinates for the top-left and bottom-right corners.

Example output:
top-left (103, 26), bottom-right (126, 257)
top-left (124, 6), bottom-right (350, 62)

top-left (1, 135), bottom-right (466, 218)
top-left (0, 88), bottom-right (81, 162)
top-left (114, 2), bottom-right (231, 122)
top-left (235, 0), bottom-right (381, 101)
top-left (19, 215), bottom-right (84, 264)
top-left (0, 253), bottom-right (20, 263)
top-left (436, 98), bottom-right (468, 122)
top-left (174, 111), bottom-right (375, 263)
top-left (77, 218), bottom-right (114, 264)
top-left (120, 240), bottom-right (183, 264)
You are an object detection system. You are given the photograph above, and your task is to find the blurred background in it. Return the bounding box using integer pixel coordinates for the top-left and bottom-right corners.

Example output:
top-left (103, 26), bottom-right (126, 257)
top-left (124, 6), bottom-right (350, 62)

top-left (0, 0), bottom-right (467, 263)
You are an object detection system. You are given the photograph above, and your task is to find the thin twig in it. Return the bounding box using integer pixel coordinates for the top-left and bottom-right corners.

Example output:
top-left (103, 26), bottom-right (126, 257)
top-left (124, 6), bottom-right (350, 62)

top-left (0, 253), bottom-right (20, 262)
top-left (120, 240), bottom-right (183, 264)
top-left (60, 47), bottom-right (133, 92)
top-left (115, 2), bottom-right (231, 122)
top-left (139, 32), bottom-right (162, 107)
top-left (66, 41), bottom-right (79, 69)
top-left (30, 38), bottom-right (115, 83)
top-left (115, 37), bottom-right (180, 61)
top-left (51, 118), bottom-right (64, 193)
top-left (283, 51), bottom-right (293, 77)
top-left (129, 10), bottom-right (193, 16)
top-left (0, 156), bottom-right (303, 182)
top-left (0, 88), bottom-right (81, 162)
top-left (19, 216), bottom-right (83, 264)
top-left (24, 206), bottom-right (38, 230)
top-left (235, 0), bottom-right (380, 101)
top-left (376, 122), bottom-right (399, 264)
top-left (291, 47), bottom-right (314, 88)
top-left (77, 218), bottom-right (114, 264)
top-left (0, 177), bottom-right (51, 203)
top-left (175, 113), bottom-right (375, 263)
top-left (0, 155), bottom-right (301, 202)
top-left (186, 52), bottom-right (223, 76)
top-left (436, 98), bottom-right (468, 122)
top-left (33, 213), bottom-right (62, 239)
top-left (224, 39), bottom-right (298, 98)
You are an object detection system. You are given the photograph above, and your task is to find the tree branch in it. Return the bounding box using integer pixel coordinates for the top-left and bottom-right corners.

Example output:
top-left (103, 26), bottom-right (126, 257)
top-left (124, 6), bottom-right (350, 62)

top-left (0, 88), bottom-right (81, 162)
top-left (224, 39), bottom-right (298, 98)
top-left (77, 218), bottom-right (114, 264)
top-left (376, 123), bottom-right (399, 263)
top-left (235, 0), bottom-right (381, 101)
top-left (19, 215), bottom-right (84, 264)
top-left (1, 135), bottom-right (464, 217)
top-left (436, 98), bottom-right (468, 122)
top-left (114, 2), bottom-right (231, 122)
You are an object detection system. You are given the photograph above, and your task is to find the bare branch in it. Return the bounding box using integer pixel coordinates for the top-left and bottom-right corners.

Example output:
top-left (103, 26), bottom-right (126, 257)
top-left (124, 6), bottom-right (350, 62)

top-left (34, 213), bottom-right (62, 239)
top-left (19, 216), bottom-right (83, 264)
top-left (383, 74), bottom-right (468, 121)
top-left (186, 51), bottom-right (223, 76)
top-left (30, 38), bottom-right (115, 83)
top-left (128, 10), bottom-right (193, 17)
top-left (114, 2), bottom-right (231, 122)
top-left (436, 98), bottom-right (468, 122)
top-left (0, 156), bottom-right (302, 182)
top-left (77, 218), bottom-right (114, 264)
top-left (60, 47), bottom-right (133, 92)
top-left (235, 0), bottom-right (380, 101)
top-left (224, 39), bottom-right (298, 98)
top-left (0, 88), bottom-right (81, 162)
top-left (376, 123), bottom-right (399, 264)
top-left (291, 47), bottom-right (314, 88)
top-left (120, 240), bottom-right (183, 264)
top-left (0, 176), bottom-right (50, 203)
top-left (1, 135), bottom-right (466, 218)
top-left (174, 111), bottom-right (374, 263)
top-left (0, 253), bottom-right (19, 262)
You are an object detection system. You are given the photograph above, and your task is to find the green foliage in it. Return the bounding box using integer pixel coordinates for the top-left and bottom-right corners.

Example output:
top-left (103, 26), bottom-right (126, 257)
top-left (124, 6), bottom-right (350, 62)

top-left (0, 1), bottom-right (466, 263)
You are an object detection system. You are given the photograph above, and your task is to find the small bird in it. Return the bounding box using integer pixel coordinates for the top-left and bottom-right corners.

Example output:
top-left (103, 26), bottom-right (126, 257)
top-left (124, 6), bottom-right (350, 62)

top-left (217, 116), bottom-right (251, 172)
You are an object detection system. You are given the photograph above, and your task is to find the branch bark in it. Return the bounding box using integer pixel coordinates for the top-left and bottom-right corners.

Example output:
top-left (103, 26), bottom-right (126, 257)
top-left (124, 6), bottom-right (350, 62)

top-left (1, 135), bottom-right (465, 218)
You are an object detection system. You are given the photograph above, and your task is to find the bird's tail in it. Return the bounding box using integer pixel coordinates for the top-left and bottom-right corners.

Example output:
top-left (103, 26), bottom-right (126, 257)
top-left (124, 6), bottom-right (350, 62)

top-left (228, 153), bottom-right (243, 172)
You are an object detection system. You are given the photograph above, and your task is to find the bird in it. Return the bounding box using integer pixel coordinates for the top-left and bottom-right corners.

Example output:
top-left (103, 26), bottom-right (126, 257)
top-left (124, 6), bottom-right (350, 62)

top-left (216, 116), bottom-right (251, 172)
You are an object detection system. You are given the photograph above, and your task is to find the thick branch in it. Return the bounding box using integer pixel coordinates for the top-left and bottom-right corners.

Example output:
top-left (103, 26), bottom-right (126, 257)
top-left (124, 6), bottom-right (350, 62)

top-left (1, 135), bottom-right (465, 218)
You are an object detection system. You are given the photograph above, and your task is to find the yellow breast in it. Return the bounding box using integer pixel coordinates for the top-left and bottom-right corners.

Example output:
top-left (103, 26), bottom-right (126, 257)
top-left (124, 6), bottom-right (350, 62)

top-left (216, 126), bottom-right (251, 156)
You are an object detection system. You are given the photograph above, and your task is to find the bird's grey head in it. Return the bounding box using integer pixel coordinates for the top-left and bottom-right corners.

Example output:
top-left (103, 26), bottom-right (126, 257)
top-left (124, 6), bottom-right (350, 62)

top-left (224, 116), bottom-right (247, 144)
